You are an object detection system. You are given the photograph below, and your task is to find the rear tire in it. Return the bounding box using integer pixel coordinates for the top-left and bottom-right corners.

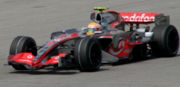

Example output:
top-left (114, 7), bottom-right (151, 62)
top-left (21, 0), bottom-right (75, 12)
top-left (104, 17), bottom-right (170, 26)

top-left (9, 36), bottom-right (37, 70)
top-left (74, 37), bottom-right (102, 71)
top-left (150, 25), bottom-right (179, 57)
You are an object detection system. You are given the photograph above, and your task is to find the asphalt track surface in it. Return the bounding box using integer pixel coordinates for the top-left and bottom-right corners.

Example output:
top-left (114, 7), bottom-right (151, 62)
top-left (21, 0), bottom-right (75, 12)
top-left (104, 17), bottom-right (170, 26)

top-left (0, 0), bottom-right (180, 87)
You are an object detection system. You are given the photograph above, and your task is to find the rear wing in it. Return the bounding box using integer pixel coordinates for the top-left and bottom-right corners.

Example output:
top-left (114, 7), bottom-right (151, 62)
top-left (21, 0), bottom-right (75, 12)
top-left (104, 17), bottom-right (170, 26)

top-left (120, 13), bottom-right (170, 25)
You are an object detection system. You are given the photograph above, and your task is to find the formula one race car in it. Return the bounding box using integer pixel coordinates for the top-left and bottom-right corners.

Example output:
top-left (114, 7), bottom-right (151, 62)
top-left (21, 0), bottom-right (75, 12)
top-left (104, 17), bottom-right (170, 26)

top-left (8, 7), bottom-right (179, 72)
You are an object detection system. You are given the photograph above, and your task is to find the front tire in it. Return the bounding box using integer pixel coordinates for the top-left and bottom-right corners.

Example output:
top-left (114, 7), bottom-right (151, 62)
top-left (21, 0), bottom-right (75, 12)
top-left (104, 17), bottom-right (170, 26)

top-left (74, 37), bottom-right (102, 71)
top-left (9, 36), bottom-right (37, 70)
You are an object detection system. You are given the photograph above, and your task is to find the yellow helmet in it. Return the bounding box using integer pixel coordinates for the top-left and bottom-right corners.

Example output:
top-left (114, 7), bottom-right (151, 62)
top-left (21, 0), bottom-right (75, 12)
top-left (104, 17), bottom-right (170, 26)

top-left (87, 22), bottom-right (101, 35)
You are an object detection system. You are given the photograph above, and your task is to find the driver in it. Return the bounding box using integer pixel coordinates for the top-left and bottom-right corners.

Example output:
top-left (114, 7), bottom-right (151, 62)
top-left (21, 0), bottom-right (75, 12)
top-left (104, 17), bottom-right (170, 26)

top-left (86, 22), bottom-right (102, 35)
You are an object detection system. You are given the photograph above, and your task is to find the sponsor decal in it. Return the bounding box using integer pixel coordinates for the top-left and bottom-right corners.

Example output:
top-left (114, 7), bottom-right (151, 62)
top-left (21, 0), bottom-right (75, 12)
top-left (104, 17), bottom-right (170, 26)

top-left (47, 41), bottom-right (54, 46)
top-left (120, 13), bottom-right (159, 22)
top-left (110, 41), bottom-right (125, 55)
top-left (27, 55), bottom-right (33, 59)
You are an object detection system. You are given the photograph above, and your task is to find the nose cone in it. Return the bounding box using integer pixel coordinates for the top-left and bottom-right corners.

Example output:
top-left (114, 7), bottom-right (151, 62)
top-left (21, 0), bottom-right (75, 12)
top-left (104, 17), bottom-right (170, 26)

top-left (8, 53), bottom-right (35, 66)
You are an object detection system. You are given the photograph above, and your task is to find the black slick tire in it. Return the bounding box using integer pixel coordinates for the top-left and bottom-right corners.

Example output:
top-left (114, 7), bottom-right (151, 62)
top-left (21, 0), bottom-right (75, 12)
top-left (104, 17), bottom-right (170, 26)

top-left (74, 37), bottom-right (102, 72)
top-left (9, 36), bottom-right (37, 70)
top-left (150, 25), bottom-right (179, 57)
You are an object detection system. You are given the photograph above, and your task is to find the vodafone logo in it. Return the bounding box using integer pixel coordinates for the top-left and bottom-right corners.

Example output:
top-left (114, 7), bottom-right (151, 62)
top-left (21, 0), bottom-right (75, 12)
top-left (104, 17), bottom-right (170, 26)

top-left (120, 13), bottom-right (160, 22)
